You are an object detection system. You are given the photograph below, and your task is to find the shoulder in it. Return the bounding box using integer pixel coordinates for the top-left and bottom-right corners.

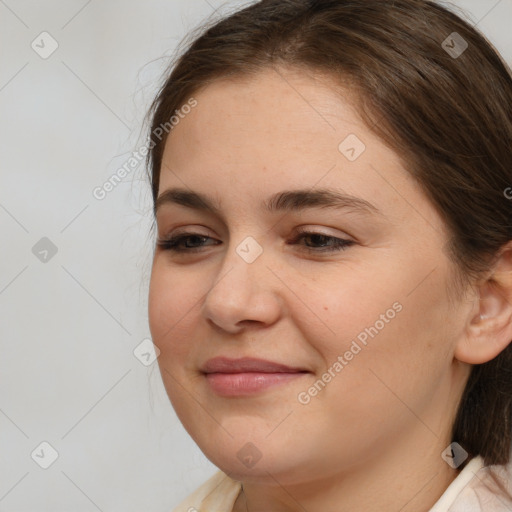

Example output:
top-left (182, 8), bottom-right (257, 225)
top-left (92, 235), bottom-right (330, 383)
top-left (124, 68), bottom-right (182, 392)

top-left (171, 470), bottom-right (242, 512)
top-left (429, 455), bottom-right (512, 512)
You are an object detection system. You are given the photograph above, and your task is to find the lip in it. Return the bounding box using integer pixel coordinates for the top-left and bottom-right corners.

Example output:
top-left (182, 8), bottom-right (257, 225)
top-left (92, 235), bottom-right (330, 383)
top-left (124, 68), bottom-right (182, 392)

top-left (201, 357), bottom-right (309, 396)
top-left (202, 357), bottom-right (306, 374)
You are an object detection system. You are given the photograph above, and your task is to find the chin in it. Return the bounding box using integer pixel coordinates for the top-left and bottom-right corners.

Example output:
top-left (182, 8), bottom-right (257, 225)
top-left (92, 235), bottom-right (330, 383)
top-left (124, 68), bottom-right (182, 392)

top-left (190, 428), bottom-right (308, 483)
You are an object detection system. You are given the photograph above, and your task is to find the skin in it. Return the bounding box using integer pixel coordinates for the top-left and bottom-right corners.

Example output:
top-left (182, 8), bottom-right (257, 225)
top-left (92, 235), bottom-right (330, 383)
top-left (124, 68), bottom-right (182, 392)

top-left (148, 66), bottom-right (512, 512)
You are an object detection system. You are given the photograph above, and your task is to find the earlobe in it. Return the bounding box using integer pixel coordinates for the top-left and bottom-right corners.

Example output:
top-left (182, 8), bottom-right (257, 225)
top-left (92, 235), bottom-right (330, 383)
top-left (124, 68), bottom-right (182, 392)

top-left (455, 244), bottom-right (512, 365)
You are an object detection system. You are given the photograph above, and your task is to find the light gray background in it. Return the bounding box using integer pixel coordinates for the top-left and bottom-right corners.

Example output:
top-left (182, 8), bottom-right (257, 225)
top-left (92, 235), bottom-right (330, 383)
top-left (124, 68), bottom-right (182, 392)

top-left (1, 1), bottom-right (511, 510)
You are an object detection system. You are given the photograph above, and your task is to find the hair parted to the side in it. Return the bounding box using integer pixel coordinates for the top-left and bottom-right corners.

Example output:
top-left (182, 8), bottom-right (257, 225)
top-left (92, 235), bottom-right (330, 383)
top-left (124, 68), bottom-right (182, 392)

top-left (145, 0), bottom-right (512, 466)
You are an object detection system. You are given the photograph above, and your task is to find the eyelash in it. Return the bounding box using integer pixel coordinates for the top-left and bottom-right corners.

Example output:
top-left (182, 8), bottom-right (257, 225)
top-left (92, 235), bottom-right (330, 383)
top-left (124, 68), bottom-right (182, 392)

top-left (156, 231), bottom-right (354, 254)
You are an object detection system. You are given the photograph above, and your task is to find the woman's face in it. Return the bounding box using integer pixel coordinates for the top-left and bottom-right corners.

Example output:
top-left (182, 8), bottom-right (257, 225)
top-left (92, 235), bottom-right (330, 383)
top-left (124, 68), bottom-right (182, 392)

top-left (148, 67), bottom-right (472, 486)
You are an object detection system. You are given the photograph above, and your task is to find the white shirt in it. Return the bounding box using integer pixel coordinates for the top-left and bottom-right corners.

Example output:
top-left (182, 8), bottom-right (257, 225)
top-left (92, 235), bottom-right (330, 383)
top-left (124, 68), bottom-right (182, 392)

top-left (172, 456), bottom-right (512, 511)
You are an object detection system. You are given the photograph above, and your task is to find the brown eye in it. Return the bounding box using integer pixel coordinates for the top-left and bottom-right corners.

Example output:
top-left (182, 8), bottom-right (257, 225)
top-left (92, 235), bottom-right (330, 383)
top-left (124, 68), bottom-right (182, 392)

top-left (157, 233), bottom-right (220, 252)
top-left (290, 231), bottom-right (354, 253)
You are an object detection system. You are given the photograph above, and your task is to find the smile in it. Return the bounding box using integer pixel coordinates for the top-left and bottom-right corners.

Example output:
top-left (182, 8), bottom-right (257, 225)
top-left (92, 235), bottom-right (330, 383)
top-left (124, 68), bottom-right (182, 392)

top-left (201, 357), bottom-right (310, 396)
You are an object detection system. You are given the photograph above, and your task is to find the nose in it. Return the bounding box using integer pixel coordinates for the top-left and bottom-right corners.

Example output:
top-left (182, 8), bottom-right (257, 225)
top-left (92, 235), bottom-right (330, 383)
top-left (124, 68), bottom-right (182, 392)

top-left (202, 238), bottom-right (283, 334)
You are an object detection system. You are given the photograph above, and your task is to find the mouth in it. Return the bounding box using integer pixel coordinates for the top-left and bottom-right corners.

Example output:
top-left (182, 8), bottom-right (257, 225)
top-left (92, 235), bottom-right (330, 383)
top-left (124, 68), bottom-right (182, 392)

top-left (201, 357), bottom-right (310, 397)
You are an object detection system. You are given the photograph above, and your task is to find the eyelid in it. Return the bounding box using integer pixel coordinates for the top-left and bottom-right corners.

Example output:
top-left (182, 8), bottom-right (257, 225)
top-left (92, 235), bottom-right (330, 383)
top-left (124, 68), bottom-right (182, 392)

top-left (159, 224), bottom-right (213, 238)
top-left (294, 225), bottom-right (354, 240)
top-left (159, 224), bottom-right (353, 242)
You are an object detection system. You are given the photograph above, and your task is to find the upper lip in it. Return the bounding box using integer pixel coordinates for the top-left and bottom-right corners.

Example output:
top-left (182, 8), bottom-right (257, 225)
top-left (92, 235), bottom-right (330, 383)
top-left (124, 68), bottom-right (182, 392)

top-left (201, 357), bottom-right (307, 374)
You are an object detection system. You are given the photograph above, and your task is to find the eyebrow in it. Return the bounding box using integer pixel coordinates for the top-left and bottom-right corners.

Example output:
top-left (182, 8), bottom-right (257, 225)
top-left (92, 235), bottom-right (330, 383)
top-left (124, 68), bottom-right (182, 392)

top-left (154, 187), bottom-right (382, 217)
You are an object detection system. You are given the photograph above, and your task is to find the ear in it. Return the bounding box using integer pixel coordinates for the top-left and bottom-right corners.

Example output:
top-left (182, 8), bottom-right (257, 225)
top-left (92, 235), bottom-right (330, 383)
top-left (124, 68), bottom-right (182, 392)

top-left (455, 242), bottom-right (512, 364)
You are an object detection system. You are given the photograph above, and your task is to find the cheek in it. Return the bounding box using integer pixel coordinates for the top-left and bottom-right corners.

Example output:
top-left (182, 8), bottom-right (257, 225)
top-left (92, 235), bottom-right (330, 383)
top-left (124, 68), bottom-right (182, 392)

top-left (298, 255), bottom-right (454, 390)
top-left (148, 267), bottom-right (201, 415)
top-left (148, 271), bottom-right (172, 344)
top-left (148, 262), bottom-right (198, 358)
top-left (319, 273), bottom-right (454, 420)
top-left (288, 266), bottom-right (404, 359)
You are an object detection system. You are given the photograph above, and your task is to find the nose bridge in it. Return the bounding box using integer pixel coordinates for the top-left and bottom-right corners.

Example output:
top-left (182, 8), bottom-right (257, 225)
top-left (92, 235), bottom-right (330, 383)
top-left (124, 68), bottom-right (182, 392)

top-left (217, 212), bottom-right (268, 274)
top-left (202, 231), bottom-right (281, 331)
top-left (211, 232), bottom-right (268, 300)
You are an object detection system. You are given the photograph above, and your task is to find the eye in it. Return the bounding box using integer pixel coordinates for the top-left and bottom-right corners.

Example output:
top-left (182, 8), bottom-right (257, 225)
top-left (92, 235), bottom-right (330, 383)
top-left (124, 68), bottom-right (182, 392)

top-left (156, 230), bottom-right (354, 254)
top-left (288, 230), bottom-right (354, 253)
top-left (156, 233), bottom-right (219, 253)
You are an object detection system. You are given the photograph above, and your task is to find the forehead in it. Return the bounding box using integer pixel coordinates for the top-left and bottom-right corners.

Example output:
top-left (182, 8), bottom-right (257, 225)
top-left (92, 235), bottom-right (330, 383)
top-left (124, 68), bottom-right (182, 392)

top-left (165, 68), bottom-right (364, 158)
top-left (161, 68), bottom-right (401, 182)
top-left (157, 67), bottom-right (442, 235)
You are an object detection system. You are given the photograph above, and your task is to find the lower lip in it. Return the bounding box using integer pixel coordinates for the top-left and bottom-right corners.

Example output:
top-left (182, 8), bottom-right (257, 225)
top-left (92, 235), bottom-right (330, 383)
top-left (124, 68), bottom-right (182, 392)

top-left (205, 372), bottom-right (306, 396)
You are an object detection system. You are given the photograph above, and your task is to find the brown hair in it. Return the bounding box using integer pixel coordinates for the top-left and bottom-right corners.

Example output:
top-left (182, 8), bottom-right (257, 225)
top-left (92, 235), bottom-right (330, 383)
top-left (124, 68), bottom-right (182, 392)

top-left (145, 0), bottom-right (512, 466)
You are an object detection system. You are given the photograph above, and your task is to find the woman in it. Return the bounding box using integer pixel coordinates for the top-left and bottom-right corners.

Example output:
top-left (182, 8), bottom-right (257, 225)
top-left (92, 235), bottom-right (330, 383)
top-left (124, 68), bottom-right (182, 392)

top-left (145, 0), bottom-right (512, 510)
